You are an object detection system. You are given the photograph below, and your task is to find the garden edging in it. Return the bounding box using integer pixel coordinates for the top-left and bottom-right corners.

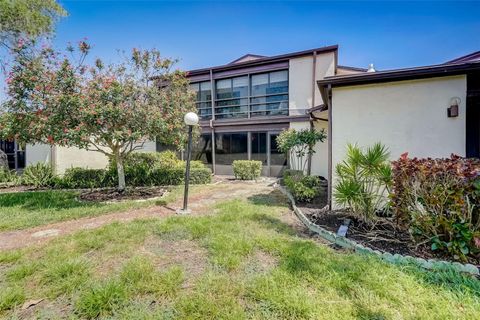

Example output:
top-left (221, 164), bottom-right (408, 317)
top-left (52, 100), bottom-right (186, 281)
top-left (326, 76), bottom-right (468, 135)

top-left (277, 186), bottom-right (480, 276)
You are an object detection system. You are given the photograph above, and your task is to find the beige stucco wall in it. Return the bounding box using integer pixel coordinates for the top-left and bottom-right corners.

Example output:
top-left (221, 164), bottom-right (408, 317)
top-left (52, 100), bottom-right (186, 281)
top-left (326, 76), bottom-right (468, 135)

top-left (288, 52), bottom-right (335, 116)
top-left (54, 146), bottom-right (109, 174)
top-left (289, 121), bottom-right (329, 178)
top-left (53, 139), bottom-right (156, 174)
top-left (331, 75), bottom-right (467, 203)
top-left (25, 143), bottom-right (51, 165)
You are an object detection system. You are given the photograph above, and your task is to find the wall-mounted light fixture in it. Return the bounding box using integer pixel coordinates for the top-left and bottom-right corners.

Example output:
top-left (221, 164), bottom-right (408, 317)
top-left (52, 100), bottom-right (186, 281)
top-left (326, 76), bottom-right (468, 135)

top-left (447, 97), bottom-right (460, 118)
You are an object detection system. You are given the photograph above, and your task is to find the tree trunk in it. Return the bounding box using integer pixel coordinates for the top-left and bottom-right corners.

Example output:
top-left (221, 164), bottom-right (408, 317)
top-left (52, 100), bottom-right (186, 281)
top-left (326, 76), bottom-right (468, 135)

top-left (116, 155), bottom-right (126, 192)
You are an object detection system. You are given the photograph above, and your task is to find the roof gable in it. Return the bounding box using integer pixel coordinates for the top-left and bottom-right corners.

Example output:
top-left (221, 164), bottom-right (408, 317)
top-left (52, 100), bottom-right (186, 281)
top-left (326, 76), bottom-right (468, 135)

top-left (446, 51), bottom-right (480, 64)
top-left (229, 54), bottom-right (266, 64)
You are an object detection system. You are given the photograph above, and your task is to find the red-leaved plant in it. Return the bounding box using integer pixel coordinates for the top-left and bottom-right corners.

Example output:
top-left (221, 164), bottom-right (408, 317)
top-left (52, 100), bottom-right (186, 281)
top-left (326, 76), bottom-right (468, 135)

top-left (392, 153), bottom-right (480, 261)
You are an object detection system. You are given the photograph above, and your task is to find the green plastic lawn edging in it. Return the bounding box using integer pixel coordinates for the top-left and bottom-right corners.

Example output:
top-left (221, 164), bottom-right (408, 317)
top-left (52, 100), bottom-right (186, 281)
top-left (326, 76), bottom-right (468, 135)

top-left (278, 186), bottom-right (480, 276)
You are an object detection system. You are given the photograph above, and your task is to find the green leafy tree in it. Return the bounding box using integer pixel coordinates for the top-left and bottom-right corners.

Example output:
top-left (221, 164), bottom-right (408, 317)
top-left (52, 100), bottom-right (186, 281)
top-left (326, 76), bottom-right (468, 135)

top-left (1, 41), bottom-right (196, 191)
top-left (276, 128), bottom-right (326, 173)
top-left (0, 0), bottom-right (66, 50)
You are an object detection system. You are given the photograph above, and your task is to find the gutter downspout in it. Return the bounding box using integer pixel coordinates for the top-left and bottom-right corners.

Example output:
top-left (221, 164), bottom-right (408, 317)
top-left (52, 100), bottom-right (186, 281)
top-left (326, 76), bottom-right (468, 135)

top-left (307, 51), bottom-right (317, 176)
top-left (326, 84), bottom-right (333, 209)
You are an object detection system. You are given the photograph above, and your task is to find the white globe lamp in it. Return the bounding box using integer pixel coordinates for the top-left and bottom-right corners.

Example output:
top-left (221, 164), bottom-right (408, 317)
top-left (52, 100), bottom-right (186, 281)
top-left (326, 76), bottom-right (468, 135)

top-left (184, 112), bottom-right (199, 126)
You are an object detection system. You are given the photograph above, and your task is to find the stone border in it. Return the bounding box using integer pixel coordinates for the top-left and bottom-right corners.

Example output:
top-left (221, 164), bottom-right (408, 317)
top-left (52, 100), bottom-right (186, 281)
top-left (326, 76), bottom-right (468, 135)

top-left (278, 186), bottom-right (480, 276)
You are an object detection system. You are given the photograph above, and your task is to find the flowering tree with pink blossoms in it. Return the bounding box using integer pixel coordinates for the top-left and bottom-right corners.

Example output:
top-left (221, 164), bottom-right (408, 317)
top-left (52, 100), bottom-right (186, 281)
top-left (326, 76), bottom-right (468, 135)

top-left (1, 41), bottom-right (195, 191)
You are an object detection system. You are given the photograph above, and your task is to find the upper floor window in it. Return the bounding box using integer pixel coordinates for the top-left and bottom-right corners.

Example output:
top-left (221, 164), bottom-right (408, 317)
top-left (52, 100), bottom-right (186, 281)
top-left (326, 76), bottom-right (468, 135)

top-left (215, 76), bottom-right (249, 119)
top-left (191, 70), bottom-right (289, 121)
top-left (250, 70), bottom-right (288, 117)
top-left (190, 81), bottom-right (212, 120)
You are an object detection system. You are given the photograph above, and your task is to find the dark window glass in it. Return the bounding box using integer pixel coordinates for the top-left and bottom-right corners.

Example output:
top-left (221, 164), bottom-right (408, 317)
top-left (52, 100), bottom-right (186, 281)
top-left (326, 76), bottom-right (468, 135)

top-left (192, 134), bottom-right (213, 165)
top-left (0, 140), bottom-right (25, 170)
top-left (250, 94), bottom-right (288, 104)
top-left (215, 133), bottom-right (248, 165)
top-left (232, 76), bottom-right (248, 98)
top-left (199, 81), bottom-right (211, 101)
top-left (216, 98), bottom-right (248, 107)
top-left (251, 132), bottom-right (267, 164)
top-left (270, 134), bottom-right (287, 166)
top-left (190, 81), bottom-right (212, 120)
top-left (251, 73), bottom-right (269, 97)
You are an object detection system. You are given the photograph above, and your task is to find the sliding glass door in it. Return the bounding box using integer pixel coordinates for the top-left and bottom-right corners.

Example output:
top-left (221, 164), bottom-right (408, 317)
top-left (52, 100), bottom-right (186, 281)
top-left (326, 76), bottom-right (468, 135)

top-left (210, 131), bottom-right (287, 176)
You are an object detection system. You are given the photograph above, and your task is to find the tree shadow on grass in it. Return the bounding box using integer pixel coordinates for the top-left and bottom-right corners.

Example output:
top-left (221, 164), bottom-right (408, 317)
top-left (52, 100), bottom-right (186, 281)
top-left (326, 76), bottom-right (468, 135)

top-left (247, 190), bottom-right (289, 207)
top-left (247, 213), bottom-right (298, 237)
top-left (0, 190), bottom-right (101, 210)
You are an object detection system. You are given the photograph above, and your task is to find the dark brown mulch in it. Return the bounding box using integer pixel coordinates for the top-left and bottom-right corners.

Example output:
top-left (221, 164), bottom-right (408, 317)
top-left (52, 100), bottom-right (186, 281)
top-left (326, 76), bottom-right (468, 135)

top-left (299, 206), bottom-right (480, 265)
top-left (79, 187), bottom-right (167, 202)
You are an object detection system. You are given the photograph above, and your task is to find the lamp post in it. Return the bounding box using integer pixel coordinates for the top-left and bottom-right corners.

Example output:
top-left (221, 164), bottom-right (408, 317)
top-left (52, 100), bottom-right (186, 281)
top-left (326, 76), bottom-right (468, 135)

top-left (179, 112), bottom-right (199, 214)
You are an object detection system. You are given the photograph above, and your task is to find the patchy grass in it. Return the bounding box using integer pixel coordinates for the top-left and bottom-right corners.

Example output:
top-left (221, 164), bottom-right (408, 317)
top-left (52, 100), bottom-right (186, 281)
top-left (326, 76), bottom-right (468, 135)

top-left (0, 186), bottom-right (188, 231)
top-left (0, 189), bottom-right (479, 318)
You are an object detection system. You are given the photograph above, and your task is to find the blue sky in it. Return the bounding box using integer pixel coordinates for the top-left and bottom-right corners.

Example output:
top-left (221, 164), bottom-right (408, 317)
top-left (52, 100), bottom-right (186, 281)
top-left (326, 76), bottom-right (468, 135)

top-left (52, 0), bottom-right (480, 72)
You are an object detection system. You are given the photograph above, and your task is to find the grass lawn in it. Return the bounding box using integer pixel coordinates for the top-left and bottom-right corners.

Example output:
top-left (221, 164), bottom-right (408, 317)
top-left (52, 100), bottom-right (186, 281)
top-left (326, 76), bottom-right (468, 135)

top-left (0, 187), bottom-right (187, 231)
top-left (0, 190), bottom-right (479, 319)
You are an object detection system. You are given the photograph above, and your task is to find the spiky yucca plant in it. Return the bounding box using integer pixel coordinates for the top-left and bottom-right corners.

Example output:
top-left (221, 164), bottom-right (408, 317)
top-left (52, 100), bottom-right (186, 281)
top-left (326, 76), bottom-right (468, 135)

top-left (334, 143), bottom-right (392, 222)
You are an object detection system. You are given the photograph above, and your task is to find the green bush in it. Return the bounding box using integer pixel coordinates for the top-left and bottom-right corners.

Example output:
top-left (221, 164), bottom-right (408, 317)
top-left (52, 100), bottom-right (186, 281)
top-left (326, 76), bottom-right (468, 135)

top-left (109, 151), bottom-right (211, 186)
top-left (334, 143), bottom-right (392, 222)
top-left (189, 167), bottom-right (212, 184)
top-left (21, 163), bottom-right (55, 188)
top-left (232, 160), bottom-right (262, 180)
top-left (0, 169), bottom-right (19, 185)
top-left (62, 168), bottom-right (108, 189)
top-left (284, 174), bottom-right (321, 203)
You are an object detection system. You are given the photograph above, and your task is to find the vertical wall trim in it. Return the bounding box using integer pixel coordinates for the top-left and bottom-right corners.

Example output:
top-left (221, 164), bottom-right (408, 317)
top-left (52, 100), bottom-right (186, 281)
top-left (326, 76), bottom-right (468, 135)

top-left (312, 51), bottom-right (317, 108)
top-left (247, 132), bottom-right (252, 160)
top-left (327, 85), bottom-right (333, 208)
top-left (209, 69), bottom-right (216, 174)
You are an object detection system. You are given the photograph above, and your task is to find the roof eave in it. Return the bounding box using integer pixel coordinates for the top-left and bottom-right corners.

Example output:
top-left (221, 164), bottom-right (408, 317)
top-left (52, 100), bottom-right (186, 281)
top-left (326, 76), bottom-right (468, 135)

top-left (317, 61), bottom-right (480, 89)
top-left (186, 45), bottom-right (339, 76)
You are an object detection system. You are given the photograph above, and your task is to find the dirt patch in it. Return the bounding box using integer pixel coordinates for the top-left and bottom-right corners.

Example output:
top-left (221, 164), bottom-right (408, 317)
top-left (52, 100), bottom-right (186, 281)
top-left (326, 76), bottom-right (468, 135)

top-left (242, 250), bottom-right (278, 276)
top-left (142, 237), bottom-right (208, 287)
top-left (0, 179), bottom-right (278, 251)
top-left (14, 297), bottom-right (73, 320)
top-left (79, 187), bottom-right (167, 202)
top-left (0, 184), bottom-right (35, 193)
top-left (303, 209), bottom-right (480, 265)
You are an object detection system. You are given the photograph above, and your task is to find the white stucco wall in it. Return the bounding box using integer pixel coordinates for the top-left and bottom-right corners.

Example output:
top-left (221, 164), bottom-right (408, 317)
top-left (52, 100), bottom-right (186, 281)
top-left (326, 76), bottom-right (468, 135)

top-left (25, 143), bottom-right (51, 165)
top-left (288, 52), bottom-right (335, 116)
top-left (331, 75), bottom-right (467, 195)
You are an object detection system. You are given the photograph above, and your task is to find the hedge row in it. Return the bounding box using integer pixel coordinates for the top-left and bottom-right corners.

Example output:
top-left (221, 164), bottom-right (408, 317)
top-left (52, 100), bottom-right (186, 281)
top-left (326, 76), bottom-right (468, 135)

top-left (1, 151), bottom-right (212, 189)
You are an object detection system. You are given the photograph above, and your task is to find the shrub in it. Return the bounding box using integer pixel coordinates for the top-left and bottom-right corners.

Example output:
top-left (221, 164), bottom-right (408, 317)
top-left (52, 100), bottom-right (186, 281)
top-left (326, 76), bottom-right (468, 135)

top-left (21, 163), bottom-right (55, 188)
top-left (334, 143), bottom-right (392, 222)
top-left (189, 167), bottom-right (212, 184)
top-left (109, 151), bottom-right (211, 186)
top-left (149, 166), bottom-right (211, 185)
top-left (62, 168), bottom-right (108, 189)
top-left (282, 169), bottom-right (304, 182)
top-left (232, 160), bottom-right (262, 180)
top-left (284, 174), bottom-right (321, 203)
top-left (0, 169), bottom-right (19, 185)
top-left (392, 154), bottom-right (480, 261)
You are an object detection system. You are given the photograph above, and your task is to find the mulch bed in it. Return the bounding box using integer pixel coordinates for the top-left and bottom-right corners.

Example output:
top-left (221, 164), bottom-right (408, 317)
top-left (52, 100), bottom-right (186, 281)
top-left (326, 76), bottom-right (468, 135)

top-left (299, 204), bottom-right (480, 265)
top-left (79, 187), bottom-right (167, 202)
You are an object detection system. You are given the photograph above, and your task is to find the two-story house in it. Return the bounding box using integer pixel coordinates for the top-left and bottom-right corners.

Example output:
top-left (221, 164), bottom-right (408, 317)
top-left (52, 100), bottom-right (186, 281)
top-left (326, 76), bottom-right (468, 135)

top-left (186, 45), bottom-right (364, 177)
